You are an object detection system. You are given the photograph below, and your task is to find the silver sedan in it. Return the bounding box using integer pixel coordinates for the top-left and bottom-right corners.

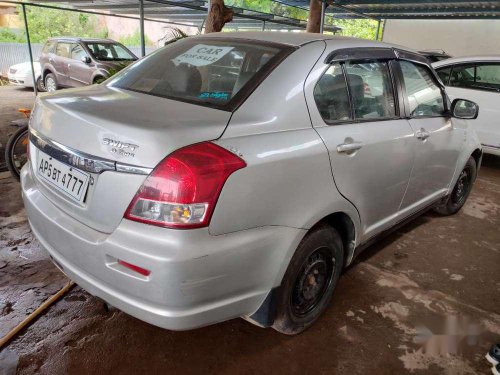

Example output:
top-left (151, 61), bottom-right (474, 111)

top-left (22, 32), bottom-right (481, 334)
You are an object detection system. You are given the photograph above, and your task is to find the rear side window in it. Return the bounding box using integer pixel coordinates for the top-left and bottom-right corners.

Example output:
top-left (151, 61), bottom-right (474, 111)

top-left (399, 61), bottom-right (445, 117)
top-left (344, 61), bottom-right (396, 120)
top-left (42, 41), bottom-right (56, 54)
top-left (109, 38), bottom-right (291, 110)
top-left (313, 63), bottom-right (351, 123)
top-left (56, 42), bottom-right (71, 58)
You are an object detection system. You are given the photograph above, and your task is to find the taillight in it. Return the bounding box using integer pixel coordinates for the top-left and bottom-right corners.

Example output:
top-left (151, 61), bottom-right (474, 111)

top-left (124, 142), bottom-right (246, 229)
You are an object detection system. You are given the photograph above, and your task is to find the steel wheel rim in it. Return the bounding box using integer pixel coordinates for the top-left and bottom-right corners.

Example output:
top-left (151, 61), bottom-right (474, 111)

top-left (46, 77), bottom-right (56, 92)
top-left (290, 247), bottom-right (335, 317)
top-left (451, 167), bottom-right (471, 205)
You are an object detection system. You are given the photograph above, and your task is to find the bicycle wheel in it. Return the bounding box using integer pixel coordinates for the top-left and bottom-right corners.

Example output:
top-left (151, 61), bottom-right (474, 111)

top-left (5, 126), bottom-right (29, 181)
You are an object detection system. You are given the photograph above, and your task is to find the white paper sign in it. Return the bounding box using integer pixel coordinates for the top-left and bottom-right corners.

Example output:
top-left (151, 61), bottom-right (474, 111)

top-left (173, 44), bottom-right (234, 67)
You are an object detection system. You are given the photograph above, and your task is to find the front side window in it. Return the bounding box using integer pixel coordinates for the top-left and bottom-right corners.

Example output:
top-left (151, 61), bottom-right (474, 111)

top-left (71, 44), bottom-right (87, 61)
top-left (110, 38), bottom-right (290, 110)
top-left (344, 61), bottom-right (396, 120)
top-left (474, 64), bottom-right (500, 90)
top-left (400, 61), bottom-right (445, 117)
top-left (313, 63), bottom-right (351, 123)
top-left (55, 42), bottom-right (70, 58)
top-left (85, 42), bottom-right (136, 61)
top-left (450, 65), bottom-right (475, 88)
top-left (436, 67), bottom-right (452, 85)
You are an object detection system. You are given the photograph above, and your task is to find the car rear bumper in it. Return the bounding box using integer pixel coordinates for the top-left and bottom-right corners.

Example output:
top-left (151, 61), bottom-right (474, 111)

top-left (21, 164), bottom-right (305, 330)
top-left (8, 72), bottom-right (34, 87)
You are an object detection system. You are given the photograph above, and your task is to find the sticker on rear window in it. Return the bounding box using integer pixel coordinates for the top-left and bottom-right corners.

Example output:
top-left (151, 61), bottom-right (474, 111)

top-left (199, 92), bottom-right (230, 100)
top-left (173, 44), bottom-right (234, 67)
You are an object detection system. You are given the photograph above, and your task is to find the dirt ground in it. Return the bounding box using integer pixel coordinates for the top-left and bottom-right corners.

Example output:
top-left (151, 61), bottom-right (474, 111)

top-left (0, 85), bottom-right (499, 374)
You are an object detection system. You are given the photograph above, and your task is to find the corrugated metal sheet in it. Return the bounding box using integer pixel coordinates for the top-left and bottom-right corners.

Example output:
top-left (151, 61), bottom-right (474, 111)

top-left (0, 43), bottom-right (155, 76)
top-left (0, 43), bottom-right (43, 76)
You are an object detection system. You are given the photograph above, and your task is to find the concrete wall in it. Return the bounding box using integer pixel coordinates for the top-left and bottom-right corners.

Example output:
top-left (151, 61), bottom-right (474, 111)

top-left (382, 20), bottom-right (500, 57)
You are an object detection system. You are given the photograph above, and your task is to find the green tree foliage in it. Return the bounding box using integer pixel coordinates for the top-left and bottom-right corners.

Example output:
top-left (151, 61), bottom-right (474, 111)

top-left (118, 29), bottom-right (153, 47)
top-left (225, 0), bottom-right (378, 39)
top-left (0, 5), bottom-right (108, 43)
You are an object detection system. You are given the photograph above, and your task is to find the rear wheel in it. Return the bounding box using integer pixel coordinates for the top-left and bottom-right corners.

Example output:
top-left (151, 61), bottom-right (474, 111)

top-left (45, 73), bottom-right (57, 92)
top-left (434, 156), bottom-right (476, 216)
top-left (272, 225), bottom-right (344, 335)
top-left (36, 76), bottom-right (45, 92)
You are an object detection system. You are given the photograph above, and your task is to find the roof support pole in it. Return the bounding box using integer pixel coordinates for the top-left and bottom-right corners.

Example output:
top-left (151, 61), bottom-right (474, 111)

top-left (375, 19), bottom-right (381, 40)
top-left (139, 0), bottom-right (146, 57)
top-left (21, 3), bottom-right (37, 96)
top-left (262, 20), bottom-right (266, 31)
top-left (320, 1), bottom-right (327, 34)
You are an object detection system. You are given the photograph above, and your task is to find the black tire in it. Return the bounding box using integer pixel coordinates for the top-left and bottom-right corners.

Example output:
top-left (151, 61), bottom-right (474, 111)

top-left (434, 156), bottom-right (477, 216)
top-left (45, 73), bottom-right (58, 92)
top-left (93, 76), bottom-right (106, 84)
top-left (36, 76), bottom-right (46, 92)
top-left (272, 225), bottom-right (344, 335)
top-left (5, 126), bottom-right (29, 181)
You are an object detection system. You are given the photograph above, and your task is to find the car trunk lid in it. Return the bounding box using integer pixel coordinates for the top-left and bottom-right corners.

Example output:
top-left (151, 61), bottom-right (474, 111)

top-left (29, 85), bottom-right (232, 233)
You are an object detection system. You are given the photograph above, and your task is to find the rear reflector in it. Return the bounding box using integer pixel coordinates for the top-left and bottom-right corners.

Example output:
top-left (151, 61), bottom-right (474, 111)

top-left (118, 260), bottom-right (151, 277)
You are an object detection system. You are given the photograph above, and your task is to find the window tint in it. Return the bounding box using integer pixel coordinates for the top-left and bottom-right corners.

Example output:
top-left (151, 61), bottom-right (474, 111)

top-left (313, 63), bottom-right (351, 123)
top-left (400, 61), bottom-right (445, 117)
top-left (475, 64), bottom-right (500, 90)
top-left (42, 41), bottom-right (56, 54)
top-left (55, 42), bottom-right (70, 58)
top-left (85, 42), bottom-right (136, 61)
top-left (71, 44), bottom-right (87, 61)
top-left (450, 65), bottom-right (475, 88)
top-left (436, 67), bottom-right (451, 85)
top-left (345, 61), bottom-right (396, 120)
top-left (110, 38), bottom-right (287, 109)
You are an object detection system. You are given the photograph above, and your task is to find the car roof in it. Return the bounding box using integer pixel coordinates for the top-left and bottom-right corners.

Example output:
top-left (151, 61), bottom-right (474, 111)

top-left (192, 31), bottom-right (414, 51)
top-left (47, 37), bottom-right (118, 43)
top-left (432, 55), bottom-right (500, 68)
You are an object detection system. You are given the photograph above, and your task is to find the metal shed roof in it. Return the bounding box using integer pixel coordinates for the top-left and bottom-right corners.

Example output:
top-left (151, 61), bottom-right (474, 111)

top-left (276, 0), bottom-right (500, 20)
top-left (17, 0), bottom-right (341, 32)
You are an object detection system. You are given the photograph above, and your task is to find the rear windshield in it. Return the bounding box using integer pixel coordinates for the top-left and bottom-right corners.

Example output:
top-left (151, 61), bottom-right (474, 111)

top-left (109, 38), bottom-right (292, 111)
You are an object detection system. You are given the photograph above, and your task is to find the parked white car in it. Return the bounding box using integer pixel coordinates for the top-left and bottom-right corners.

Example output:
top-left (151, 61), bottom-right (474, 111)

top-left (433, 56), bottom-right (500, 156)
top-left (7, 61), bottom-right (44, 91)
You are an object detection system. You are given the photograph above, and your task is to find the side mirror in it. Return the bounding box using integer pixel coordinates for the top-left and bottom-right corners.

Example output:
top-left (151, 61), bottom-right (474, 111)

top-left (81, 56), bottom-right (91, 64)
top-left (451, 98), bottom-right (479, 119)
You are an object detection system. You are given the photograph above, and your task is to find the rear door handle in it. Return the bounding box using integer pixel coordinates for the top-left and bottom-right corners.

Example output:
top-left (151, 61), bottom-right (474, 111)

top-left (337, 141), bottom-right (364, 153)
top-left (416, 128), bottom-right (430, 140)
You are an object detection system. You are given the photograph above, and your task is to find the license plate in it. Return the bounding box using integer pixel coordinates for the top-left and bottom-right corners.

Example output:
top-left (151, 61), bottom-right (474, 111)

top-left (36, 150), bottom-right (90, 203)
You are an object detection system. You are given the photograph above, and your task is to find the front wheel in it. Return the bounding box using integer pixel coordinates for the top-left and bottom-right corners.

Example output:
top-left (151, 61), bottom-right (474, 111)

top-left (434, 156), bottom-right (476, 216)
top-left (5, 126), bottom-right (29, 181)
top-left (272, 225), bottom-right (344, 335)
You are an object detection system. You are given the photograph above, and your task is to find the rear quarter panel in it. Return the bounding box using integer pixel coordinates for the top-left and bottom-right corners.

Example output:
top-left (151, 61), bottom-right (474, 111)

top-left (210, 40), bottom-right (360, 240)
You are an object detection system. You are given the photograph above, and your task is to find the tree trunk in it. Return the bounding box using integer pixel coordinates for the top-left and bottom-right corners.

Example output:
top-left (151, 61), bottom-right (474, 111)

top-left (205, 0), bottom-right (233, 33)
top-left (306, 0), bottom-right (322, 33)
